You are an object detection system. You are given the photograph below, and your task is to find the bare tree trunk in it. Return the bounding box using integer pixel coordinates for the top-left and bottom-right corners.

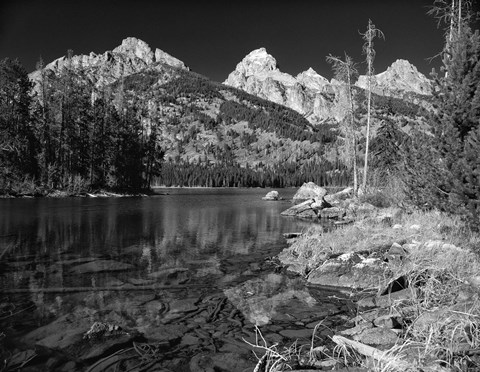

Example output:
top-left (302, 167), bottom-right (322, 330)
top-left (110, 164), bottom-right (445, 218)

top-left (346, 70), bottom-right (358, 196)
top-left (363, 62), bottom-right (372, 192)
top-left (361, 20), bottom-right (384, 192)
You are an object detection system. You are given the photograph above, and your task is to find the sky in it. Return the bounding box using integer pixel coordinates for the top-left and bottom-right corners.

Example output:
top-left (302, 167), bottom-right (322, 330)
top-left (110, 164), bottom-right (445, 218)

top-left (0, 0), bottom-right (457, 82)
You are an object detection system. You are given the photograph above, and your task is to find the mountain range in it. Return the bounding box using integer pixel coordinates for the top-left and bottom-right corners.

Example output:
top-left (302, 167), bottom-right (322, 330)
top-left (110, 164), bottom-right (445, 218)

top-left (224, 47), bottom-right (431, 125)
top-left (26, 37), bottom-right (430, 187)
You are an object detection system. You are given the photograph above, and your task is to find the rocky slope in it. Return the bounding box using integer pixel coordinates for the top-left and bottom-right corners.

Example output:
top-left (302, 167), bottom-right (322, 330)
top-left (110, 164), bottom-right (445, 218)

top-left (224, 48), bottom-right (431, 125)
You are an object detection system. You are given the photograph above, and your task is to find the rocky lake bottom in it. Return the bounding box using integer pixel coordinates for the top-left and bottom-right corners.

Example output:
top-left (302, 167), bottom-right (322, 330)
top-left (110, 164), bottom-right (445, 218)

top-left (1, 250), bottom-right (352, 371)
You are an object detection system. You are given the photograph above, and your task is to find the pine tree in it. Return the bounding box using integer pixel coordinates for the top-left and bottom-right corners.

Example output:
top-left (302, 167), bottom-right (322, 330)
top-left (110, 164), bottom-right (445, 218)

top-left (403, 0), bottom-right (480, 225)
top-left (370, 117), bottom-right (405, 180)
top-left (0, 58), bottom-right (38, 190)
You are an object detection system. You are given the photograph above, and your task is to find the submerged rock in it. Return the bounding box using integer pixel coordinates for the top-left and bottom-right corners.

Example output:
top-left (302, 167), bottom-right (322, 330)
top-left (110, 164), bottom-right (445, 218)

top-left (142, 324), bottom-right (188, 343)
top-left (79, 334), bottom-right (136, 361)
top-left (279, 328), bottom-right (313, 339)
top-left (21, 312), bottom-right (108, 357)
top-left (189, 352), bottom-right (255, 372)
top-left (168, 298), bottom-right (199, 314)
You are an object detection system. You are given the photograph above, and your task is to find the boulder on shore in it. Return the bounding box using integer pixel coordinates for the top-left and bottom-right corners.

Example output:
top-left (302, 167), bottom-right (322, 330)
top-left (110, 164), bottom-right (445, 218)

top-left (292, 182), bottom-right (327, 203)
top-left (324, 187), bottom-right (354, 204)
top-left (311, 198), bottom-right (333, 211)
top-left (307, 253), bottom-right (392, 290)
top-left (262, 190), bottom-right (280, 200)
top-left (281, 199), bottom-right (315, 217)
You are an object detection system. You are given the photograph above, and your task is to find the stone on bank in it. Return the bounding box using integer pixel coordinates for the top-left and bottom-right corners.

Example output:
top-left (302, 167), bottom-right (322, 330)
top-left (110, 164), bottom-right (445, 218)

top-left (262, 190), bottom-right (280, 200)
top-left (292, 182), bottom-right (327, 203)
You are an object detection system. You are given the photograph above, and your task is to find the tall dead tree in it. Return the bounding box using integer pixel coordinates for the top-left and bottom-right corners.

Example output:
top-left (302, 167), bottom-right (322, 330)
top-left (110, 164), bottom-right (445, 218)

top-left (360, 19), bottom-right (384, 192)
top-left (326, 53), bottom-right (359, 195)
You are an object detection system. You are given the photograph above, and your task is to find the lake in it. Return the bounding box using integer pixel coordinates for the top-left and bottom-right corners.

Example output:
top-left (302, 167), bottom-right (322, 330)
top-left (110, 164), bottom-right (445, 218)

top-left (0, 188), bottom-right (349, 371)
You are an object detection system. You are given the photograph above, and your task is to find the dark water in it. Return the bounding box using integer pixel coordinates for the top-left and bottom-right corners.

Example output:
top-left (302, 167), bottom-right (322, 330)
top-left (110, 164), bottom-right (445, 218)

top-left (0, 189), bottom-right (348, 371)
top-left (0, 188), bottom-right (311, 288)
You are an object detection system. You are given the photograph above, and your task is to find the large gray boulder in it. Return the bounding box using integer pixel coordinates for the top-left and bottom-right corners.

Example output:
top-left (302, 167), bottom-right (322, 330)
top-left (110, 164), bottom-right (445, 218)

top-left (324, 187), bottom-right (354, 204)
top-left (307, 253), bottom-right (392, 290)
top-left (292, 182), bottom-right (327, 203)
top-left (280, 199), bottom-right (315, 216)
top-left (319, 206), bottom-right (345, 219)
top-left (262, 190), bottom-right (279, 200)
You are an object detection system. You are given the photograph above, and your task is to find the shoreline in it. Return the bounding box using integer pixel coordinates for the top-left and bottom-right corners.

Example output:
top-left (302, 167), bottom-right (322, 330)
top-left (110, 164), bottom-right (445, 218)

top-left (272, 201), bottom-right (480, 371)
top-left (0, 185), bottom-right (341, 199)
top-left (0, 188), bottom-right (156, 199)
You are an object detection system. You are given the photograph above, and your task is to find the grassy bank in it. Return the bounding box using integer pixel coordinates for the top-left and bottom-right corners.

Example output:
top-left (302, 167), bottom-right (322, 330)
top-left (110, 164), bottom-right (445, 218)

top-left (275, 206), bottom-right (480, 371)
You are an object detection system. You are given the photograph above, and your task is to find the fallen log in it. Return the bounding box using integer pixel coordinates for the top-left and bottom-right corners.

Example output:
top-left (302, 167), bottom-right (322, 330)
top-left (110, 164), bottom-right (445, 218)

top-left (332, 335), bottom-right (414, 371)
top-left (331, 335), bottom-right (450, 372)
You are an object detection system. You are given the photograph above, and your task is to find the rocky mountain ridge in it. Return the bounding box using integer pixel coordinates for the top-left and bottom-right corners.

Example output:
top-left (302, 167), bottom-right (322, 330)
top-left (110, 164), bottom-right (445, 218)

top-left (29, 37), bottom-right (187, 89)
top-left (24, 37), bottom-right (427, 187)
top-left (224, 48), bottom-right (431, 124)
top-left (356, 59), bottom-right (431, 96)
top-left (26, 37), bottom-right (342, 187)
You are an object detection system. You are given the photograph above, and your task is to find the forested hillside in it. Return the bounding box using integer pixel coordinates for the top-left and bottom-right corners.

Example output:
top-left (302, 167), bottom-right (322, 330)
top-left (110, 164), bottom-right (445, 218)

top-left (0, 55), bottom-right (347, 195)
top-left (0, 34), bottom-right (434, 195)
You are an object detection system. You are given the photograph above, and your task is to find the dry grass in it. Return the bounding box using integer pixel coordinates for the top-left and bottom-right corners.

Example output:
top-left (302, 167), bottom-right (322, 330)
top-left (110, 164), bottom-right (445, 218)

top-left (285, 209), bottom-right (480, 272)
top-left (280, 205), bottom-right (480, 371)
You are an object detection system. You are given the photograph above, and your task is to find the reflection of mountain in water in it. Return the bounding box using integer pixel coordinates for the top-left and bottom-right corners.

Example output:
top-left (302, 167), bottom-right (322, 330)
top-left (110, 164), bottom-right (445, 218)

top-left (0, 189), bottom-right (313, 291)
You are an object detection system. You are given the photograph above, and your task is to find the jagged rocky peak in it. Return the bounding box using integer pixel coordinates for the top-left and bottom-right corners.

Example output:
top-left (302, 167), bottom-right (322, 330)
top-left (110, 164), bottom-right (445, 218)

top-left (112, 37), bottom-right (186, 69)
top-left (296, 67), bottom-right (329, 91)
top-left (224, 47), bottom-right (297, 88)
top-left (29, 37), bottom-right (187, 89)
top-left (225, 49), bottom-right (433, 125)
top-left (224, 48), bottom-right (346, 124)
top-left (236, 47), bottom-right (279, 75)
top-left (112, 37), bottom-right (156, 64)
top-left (356, 59), bottom-right (431, 96)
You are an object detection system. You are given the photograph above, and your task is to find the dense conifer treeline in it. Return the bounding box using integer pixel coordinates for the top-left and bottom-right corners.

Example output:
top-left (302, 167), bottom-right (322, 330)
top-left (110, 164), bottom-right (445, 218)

top-left (154, 159), bottom-right (349, 188)
top-left (0, 57), bottom-right (164, 194)
top-left (0, 57), bottom-right (349, 195)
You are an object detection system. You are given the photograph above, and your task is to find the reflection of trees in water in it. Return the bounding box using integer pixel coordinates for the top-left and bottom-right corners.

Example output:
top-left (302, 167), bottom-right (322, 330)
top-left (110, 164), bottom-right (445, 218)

top-left (0, 192), bottom-right (307, 291)
top-left (0, 195), bottom-right (293, 259)
top-left (149, 197), bottom-right (288, 258)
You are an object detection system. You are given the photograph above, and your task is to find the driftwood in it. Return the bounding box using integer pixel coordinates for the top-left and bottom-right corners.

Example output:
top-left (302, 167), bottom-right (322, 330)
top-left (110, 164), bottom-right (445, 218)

top-left (0, 283), bottom-right (207, 294)
top-left (332, 335), bottom-right (410, 370)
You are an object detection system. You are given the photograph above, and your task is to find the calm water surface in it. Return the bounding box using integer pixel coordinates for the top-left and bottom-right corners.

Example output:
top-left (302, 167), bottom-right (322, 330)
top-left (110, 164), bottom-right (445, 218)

top-left (0, 188), bottom-right (346, 371)
top-left (0, 188), bottom-right (312, 289)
